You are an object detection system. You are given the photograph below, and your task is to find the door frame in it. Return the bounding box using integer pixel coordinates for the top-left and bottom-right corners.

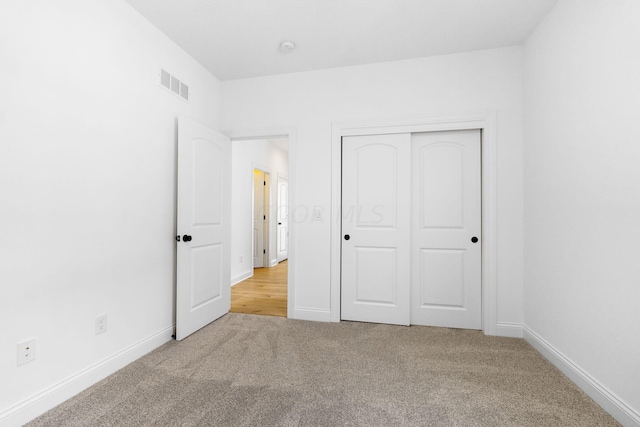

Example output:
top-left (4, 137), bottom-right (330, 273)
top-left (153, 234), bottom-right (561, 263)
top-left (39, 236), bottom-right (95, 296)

top-left (330, 112), bottom-right (498, 335)
top-left (225, 127), bottom-right (296, 319)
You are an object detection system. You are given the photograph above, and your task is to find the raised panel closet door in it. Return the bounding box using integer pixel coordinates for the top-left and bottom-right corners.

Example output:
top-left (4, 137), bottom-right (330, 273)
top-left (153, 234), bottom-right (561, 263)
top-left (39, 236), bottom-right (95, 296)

top-left (410, 130), bottom-right (481, 329)
top-left (341, 133), bottom-right (411, 326)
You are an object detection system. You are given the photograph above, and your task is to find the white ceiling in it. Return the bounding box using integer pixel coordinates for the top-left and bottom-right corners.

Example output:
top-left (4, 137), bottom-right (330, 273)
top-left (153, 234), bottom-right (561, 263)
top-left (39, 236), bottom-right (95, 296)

top-left (124, 0), bottom-right (558, 81)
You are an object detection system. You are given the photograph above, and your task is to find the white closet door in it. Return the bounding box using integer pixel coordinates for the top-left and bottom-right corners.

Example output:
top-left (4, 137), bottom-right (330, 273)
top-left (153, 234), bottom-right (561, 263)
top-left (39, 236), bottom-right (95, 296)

top-left (341, 134), bottom-right (411, 326)
top-left (410, 130), bottom-right (481, 329)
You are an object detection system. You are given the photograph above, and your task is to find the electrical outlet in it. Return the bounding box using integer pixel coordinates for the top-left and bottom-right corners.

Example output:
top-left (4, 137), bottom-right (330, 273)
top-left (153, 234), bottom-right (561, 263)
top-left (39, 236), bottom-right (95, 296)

top-left (95, 314), bottom-right (107, 335)
top-left (17, 339), bottom-right (36, 366)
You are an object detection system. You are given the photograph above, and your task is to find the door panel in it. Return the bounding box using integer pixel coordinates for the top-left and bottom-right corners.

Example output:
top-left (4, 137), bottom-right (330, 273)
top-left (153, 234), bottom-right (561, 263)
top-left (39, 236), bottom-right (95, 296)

top-left (419, 144), bottom-right (464, 228)
top-left (341, 133), bottom-right (411, 326)
top-left (278, 228), bottom-right (287, 252)
top-left (411, 130), bottom-right (481, 329)
top-left (176, 117), bottom-right (230, 341)
top-left (191, 244), bottom-right (222, 308)
top-left (418, 249), bottom-right (464, 307)
top-left (355, 247), bottom-right (397, 304)
top-left (193, 140), bottom-right (222, 225)
top-left (354, 144), bottom-right (398, 228)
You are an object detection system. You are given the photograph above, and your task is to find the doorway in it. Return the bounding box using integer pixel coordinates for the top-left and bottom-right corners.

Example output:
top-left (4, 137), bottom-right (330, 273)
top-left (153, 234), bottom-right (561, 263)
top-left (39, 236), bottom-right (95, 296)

top-left (229, 137), bottom-right (290, 317)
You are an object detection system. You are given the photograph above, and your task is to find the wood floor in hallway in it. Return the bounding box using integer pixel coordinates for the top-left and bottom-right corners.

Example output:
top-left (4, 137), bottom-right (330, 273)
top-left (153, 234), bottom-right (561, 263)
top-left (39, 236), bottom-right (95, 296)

top-left (230, 260), bottom-right (287, 317)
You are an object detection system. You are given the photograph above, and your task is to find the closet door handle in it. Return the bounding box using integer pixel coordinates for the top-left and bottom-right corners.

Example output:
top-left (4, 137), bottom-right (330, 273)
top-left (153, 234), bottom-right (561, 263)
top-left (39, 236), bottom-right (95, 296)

top-left (471, 236), bottom-right (478, 243)
top-left (344, 234), bottom-right (350, 241)
top-left (183, 235), bottom-right (192, 242)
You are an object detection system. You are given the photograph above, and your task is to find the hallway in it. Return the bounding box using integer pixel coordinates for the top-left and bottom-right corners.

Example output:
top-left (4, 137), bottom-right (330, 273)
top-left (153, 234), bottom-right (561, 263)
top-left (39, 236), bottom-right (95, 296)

top-left (230, 261), bottom-right (287, 317)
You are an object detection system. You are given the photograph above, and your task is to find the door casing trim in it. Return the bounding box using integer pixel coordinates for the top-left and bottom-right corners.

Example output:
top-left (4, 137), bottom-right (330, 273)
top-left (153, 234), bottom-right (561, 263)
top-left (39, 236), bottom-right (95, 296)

top-left (330, 112), bottom-right (497, 335)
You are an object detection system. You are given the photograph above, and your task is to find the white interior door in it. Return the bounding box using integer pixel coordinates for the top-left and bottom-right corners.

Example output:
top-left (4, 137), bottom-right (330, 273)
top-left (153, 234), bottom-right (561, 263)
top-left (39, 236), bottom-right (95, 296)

top-left (253, 170), bottom-right (266, 268)
top-left (341, 133), bottom-right (411, 326)
top-left (276, 175), bottom-right (288, 262)
top-left (176, 117), bottom-right (231, 341)
top-left (411, 130), bottom-right (481, 329)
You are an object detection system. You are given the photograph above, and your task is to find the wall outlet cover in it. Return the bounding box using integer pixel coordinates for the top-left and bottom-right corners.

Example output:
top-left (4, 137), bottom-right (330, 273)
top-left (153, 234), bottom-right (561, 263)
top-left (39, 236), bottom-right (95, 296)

top-left (95, 314), bottom-right (108, 335)
top-left (17, 338), bottom-right (36, 367)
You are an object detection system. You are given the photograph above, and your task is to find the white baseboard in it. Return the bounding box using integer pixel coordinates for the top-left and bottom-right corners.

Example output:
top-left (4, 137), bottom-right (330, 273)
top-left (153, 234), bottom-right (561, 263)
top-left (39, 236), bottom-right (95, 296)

top-left (495, 322), bottom-right (523, 338)
top-left (523, 325), bottom-right (640, 427)
top-left (0, 325), bottom-right (175, 427)
top-left (269, 259), bottom-right (278, 267)
top-left (231, 270), bottom-right (252, 286)
top-left (292, 307), bottom-right (331, 322)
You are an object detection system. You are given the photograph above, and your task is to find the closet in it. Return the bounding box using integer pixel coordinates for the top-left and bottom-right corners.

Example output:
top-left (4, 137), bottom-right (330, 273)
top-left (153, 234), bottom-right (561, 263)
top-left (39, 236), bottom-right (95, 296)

top-left (341, 130), bottom-right (481, 329)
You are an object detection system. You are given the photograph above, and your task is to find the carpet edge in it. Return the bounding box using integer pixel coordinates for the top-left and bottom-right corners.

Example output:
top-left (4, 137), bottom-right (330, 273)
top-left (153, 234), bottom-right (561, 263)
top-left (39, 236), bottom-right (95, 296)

top-left (523, 325), bottom-right (639, 427)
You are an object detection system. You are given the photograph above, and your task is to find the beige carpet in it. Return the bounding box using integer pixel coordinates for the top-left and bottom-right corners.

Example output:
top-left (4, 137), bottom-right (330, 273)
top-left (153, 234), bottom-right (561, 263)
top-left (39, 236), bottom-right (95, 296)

top-left (28, 313), bottom-right (618, 426)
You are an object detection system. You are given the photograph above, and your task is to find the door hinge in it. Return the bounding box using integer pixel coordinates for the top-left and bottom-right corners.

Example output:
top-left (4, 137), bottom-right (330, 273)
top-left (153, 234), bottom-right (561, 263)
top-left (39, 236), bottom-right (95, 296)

top-left (263, 181), bottom-right (266, 186)
top-left (263, 215), bottom-right (266, 220)
top-left (263, 249), bottom-right (266, 254)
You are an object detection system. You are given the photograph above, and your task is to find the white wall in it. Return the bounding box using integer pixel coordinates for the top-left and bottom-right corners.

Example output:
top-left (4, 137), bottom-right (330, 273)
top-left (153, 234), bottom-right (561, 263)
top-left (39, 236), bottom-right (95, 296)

top-left (222, 47), bottom-right (524, 329)
top-left (3, 0), bottom-right (634, 424)
top-left (0, 0), bottom-right (221, 424)
top-left (523, 0), bottom-right (640, 423)
top-left (231, 139), bottom-right (289, 283)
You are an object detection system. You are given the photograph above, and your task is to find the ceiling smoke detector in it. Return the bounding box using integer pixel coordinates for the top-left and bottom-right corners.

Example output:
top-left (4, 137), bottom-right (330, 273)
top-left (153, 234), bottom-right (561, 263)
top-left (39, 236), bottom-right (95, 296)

top-left (279, 41), bottom-right (296, 53)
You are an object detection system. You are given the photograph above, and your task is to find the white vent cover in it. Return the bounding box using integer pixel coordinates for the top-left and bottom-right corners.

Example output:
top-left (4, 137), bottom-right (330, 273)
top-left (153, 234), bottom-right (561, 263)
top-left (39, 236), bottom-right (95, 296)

top-left (180, 82), bottom-right (189, 101)
top-left (160, 69), bottom-right (189, 102)
top-left (170, 76), bottom-right (180, 95)
top-left (160, 69), bottom-right (171, 89)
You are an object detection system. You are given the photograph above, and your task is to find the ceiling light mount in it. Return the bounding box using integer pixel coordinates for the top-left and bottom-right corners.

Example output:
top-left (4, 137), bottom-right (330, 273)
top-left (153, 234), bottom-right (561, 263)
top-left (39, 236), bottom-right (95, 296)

top-left (279, 41), bottom-right (296, 54)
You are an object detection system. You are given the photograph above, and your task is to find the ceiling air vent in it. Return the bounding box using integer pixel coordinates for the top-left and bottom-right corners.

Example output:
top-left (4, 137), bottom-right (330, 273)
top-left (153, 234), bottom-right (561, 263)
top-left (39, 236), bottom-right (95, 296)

top-left (160, 69), bottom-right (189, 102)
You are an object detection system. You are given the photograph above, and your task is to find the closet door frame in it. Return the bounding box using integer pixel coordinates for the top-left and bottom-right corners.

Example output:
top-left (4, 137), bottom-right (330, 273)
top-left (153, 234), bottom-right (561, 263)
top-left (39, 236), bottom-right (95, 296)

top-left (330, 112), bottom-right (498, 335)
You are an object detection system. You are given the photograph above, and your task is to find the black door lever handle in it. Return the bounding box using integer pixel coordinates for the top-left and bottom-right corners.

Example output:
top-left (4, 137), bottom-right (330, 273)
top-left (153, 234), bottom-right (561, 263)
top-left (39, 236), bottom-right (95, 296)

top-left (183, 235), bottom-right (192, 242)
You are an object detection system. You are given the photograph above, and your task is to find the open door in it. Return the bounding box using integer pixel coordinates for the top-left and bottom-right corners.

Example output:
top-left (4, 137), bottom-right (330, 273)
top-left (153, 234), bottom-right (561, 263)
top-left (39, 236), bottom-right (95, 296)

top-left (176, 117), bottom-right (231, 341)
top-left (253, 170), bottom-right (267, 268)
top-left (276, 175), bottom-right (288, 262)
